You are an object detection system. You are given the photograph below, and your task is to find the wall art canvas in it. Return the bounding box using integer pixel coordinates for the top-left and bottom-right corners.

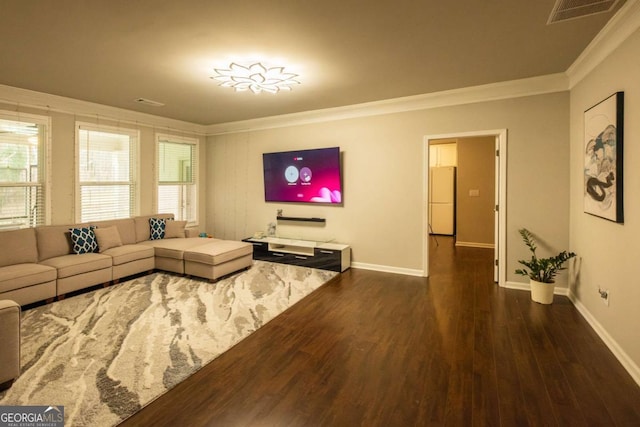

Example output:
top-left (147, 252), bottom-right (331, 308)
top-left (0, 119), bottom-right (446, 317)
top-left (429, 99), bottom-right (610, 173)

top-left (584, 92), bottom-right (624, 223)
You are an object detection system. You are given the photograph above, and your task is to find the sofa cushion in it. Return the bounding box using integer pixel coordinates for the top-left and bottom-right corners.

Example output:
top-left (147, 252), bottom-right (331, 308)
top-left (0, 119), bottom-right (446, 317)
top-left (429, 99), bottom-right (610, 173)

top-left (90, 218), bottom-right (136, 245)
top-left (0, 228), bottom-right (38, 267)
top-left (0, 263), bottom-right (57, 293)
top-left (165, 220), bottom-right (187, 239)
top-left (183, 240), bottom-right (253, 266)
top-left (185, 227), bottom-right (200, 238)
top-left (36, 225), bottom-right (77, 261)
top-left (102, 244), bottom-right (154, 266)
top-left (40, 253), bottom-right (112, 279)
top-left (94, 226), bottom-right (123, 252)
top-left (0, 300), bottom-right (20, 385)
top-left (140, 237), bottom-right (213, 260)
top-left (69, 226), bottom-right (99, 254)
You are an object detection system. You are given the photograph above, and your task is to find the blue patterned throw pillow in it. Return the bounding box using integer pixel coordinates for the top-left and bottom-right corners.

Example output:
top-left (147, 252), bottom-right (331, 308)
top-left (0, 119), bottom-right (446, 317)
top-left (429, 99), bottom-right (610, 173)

top-left (149, 218), bottom-right (166, 240)
top-left (69, 226), bottom-right (98, 254)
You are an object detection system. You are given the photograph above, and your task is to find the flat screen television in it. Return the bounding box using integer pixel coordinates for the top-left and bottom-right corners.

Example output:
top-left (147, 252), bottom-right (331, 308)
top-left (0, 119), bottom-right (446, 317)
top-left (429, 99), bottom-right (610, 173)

top-left (263, 147), bottom-right (342, 204)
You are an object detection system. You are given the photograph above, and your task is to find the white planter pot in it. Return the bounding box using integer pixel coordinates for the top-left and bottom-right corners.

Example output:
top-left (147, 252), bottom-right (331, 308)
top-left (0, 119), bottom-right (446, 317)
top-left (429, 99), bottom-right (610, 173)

top-left (530, 279), bottom-right (555, 304)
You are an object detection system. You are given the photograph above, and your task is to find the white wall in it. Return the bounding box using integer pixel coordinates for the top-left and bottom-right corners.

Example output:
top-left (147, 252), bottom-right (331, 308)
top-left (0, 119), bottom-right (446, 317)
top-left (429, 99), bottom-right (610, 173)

top-left (569, 27), bottom-right (640, 380)
top-left (207, 92), bottom-right (570, 279)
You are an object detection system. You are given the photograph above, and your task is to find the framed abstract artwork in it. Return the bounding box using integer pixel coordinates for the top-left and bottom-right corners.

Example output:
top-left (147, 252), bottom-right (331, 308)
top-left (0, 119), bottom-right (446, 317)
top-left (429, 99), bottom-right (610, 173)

top-left (584, 92), bottom-right (624, 223)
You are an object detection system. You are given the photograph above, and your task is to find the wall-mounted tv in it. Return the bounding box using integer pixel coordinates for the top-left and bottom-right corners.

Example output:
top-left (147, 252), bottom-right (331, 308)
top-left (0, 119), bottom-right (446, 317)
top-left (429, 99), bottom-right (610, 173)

top-left (263, 147), bottom-right (342, 204)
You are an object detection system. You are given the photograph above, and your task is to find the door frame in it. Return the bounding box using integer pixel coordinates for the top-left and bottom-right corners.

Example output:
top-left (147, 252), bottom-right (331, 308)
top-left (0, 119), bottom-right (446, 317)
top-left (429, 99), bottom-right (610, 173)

top-left (423, 129), bottom-right (507, 286)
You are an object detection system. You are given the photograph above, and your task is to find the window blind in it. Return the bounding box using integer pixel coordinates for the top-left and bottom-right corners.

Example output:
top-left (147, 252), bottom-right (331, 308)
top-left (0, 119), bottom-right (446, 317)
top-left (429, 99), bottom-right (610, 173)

top-left (0, 117), bottom-right (46, 229)
top-left (157, 136), bottom-right (197, 225)
top-left (77, 126), bottom-right (138, 222)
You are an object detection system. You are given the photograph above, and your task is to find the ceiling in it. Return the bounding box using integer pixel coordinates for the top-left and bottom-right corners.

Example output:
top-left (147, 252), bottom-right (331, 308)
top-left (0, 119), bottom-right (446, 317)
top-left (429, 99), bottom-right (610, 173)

top-left (0, 1), bottom-right (626, 125)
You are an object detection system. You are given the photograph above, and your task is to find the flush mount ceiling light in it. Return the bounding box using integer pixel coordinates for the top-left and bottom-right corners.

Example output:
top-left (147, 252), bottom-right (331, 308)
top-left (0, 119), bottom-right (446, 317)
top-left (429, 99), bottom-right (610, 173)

top-left (211, 62), bottom-right (300, 94)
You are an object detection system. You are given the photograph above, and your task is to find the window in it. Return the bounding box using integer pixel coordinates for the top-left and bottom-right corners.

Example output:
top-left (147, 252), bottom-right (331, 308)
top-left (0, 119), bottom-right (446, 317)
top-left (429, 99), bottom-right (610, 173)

top-left (156, 134), bottom-right (198, 225)
top-left (76, 123), bottom-right (138, 222)
top-left (0, 113), bottom-right (49, 229)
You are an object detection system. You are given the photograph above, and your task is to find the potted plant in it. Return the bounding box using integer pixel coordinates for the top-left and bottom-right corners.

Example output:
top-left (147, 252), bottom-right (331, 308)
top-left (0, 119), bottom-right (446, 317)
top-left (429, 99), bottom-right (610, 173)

top-left (515, 228), bottom-right (576, 304)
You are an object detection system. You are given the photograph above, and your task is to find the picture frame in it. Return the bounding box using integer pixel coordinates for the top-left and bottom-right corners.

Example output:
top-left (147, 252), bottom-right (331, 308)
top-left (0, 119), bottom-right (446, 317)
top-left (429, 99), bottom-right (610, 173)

top-left (583, 91), bottom-right (624, 223)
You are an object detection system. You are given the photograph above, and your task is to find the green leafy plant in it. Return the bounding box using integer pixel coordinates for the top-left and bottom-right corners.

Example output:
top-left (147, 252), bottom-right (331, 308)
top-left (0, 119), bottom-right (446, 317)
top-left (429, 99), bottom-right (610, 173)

top-left (515, 228), bottom-right (576, 283)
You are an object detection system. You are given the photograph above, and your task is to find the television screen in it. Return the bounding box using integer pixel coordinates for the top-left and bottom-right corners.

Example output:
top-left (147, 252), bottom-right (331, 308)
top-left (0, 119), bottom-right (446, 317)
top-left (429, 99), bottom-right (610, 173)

top-left (263, 147), bottom-right (342, 204)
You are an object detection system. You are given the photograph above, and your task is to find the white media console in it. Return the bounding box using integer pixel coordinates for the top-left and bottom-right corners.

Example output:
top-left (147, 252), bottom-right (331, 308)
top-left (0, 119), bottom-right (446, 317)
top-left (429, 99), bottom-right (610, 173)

top-left (243, 237), bottom-right (351, 272)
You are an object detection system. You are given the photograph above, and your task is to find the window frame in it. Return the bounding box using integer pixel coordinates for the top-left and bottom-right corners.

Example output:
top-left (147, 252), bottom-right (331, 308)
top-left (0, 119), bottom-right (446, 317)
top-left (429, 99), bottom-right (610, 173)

top-left (0, 110), bottom-right (51, 228)
top-left (155, 133), bottom-right (199, 227)
top-left (75, 122), bottom-right (140, 223)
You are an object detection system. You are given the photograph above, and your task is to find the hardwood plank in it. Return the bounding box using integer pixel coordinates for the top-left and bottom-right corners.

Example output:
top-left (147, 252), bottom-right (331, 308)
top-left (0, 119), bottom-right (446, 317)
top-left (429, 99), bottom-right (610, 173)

top-left (490, 288), bottom-right (531, 426)
top-left (542, 302), bottom-right (616, 425)
top-left (516, 292), bottom-right (587, 425)
top-left (506, 288), bottom-right (566, 426)
top-left (552, 300), bottom-right (640, 425)
top-left (120, 237), bottom-right (640, 427)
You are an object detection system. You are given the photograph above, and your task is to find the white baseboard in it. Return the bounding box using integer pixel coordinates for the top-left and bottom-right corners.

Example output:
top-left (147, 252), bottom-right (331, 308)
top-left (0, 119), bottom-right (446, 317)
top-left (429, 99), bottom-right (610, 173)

top-left (568, 291), bottom-right (640, 387)
top-left (455, 241), bottom-right (495, 249)
top-left (504, 280), bottom-right (530, 291)
top-left (503, 280), bottom-right (569, 295)
top-left (351, 262), bottom-right (424, 277)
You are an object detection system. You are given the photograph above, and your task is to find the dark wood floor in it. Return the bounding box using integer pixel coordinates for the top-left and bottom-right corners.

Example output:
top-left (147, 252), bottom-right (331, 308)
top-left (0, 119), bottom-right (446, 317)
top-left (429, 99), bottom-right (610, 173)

top-left (120, 237), bottom-right (640, 426)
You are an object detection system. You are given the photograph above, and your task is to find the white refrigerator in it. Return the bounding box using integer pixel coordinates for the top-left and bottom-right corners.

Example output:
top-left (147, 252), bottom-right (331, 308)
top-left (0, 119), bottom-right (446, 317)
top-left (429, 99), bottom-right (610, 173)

top-left (429, 166), bottom-right (456, 235)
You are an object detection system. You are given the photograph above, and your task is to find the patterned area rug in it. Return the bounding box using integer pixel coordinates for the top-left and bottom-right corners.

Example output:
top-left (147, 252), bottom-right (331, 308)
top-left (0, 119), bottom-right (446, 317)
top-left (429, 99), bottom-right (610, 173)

top-left (0, 261), bottom-right (336, 426)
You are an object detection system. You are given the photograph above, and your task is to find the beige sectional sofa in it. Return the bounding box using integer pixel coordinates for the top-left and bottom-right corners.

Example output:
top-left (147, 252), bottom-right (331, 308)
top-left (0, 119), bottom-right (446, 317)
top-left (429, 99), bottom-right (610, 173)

top-left (0, 300), bottom-right (20, 391)
top-left (0, 300), bottom-right (20, 390)
top-left (0, 214), bottom-right (253, 307)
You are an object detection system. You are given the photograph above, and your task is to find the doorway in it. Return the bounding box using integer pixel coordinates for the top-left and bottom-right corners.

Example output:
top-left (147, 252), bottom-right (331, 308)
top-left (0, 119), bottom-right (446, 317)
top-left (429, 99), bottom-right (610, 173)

top-left (423, 129), bottom-right (507, 286)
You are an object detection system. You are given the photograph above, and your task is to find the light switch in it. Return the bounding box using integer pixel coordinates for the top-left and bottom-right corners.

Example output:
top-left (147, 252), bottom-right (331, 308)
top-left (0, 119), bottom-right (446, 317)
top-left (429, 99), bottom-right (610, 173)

top-left (469, 189), bottom-right (480, 197)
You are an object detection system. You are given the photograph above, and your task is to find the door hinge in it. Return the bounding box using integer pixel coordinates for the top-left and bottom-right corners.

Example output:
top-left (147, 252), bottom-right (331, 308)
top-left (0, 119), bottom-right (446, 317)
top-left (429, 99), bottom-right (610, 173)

top-left (496, 149), bottom-right (500, 156)
top-left (495, 204), bottom-right (499, 212)
top-left (495, 259), bottom-right (499, 266)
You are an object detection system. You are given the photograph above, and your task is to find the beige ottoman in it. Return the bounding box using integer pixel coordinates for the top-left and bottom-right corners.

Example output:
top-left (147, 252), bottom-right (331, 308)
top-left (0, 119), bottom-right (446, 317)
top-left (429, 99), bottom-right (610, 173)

top-left (184, 240), bottom-right (253, 281)
top-left (0, 300), bottom-right (20, 390)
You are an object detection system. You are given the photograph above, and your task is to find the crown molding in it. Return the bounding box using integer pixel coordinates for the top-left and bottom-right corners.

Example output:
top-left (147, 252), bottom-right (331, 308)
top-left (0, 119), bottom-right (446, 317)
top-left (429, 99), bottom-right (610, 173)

top-left (1, 0), bottom-right (635, 137)
top-left (567, 0), bottom-right (640, 88)
top-left (0, 73), bottom-right (570, 137)
top-left (0, 84), bottom-right (207, 136)
top-left (205, 73), bottom-right (569, 135)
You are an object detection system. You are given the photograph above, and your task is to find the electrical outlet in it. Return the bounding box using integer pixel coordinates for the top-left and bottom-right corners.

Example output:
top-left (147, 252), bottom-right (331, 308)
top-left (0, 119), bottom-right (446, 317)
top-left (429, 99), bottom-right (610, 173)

top-left (599, 288), bottom-right (610, 307)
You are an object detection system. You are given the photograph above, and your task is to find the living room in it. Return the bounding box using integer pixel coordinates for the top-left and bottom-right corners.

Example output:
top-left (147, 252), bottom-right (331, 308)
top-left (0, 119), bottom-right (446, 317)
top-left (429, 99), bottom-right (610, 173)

top-left (1, 0), bottom-right (640, 424)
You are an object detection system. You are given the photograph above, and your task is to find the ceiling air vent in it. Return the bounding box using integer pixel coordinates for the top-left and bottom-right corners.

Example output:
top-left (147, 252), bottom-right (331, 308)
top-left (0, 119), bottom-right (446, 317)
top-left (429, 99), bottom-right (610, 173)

top-left (548, 0), bottom-right (620, 24)
top-left (135, 98), bottom-right (165, 107)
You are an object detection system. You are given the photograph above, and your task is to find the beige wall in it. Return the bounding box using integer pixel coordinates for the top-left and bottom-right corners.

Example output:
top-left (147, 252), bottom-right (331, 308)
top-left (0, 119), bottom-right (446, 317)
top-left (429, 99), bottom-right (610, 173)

top-left (207, 91), bottom-right (570, 278)
top-left (456, 136), bottom-right (495, 246)
top-left (569, 27), bottom-right (640, 377)
top-left (0, 103), bottom-right (206, 226)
